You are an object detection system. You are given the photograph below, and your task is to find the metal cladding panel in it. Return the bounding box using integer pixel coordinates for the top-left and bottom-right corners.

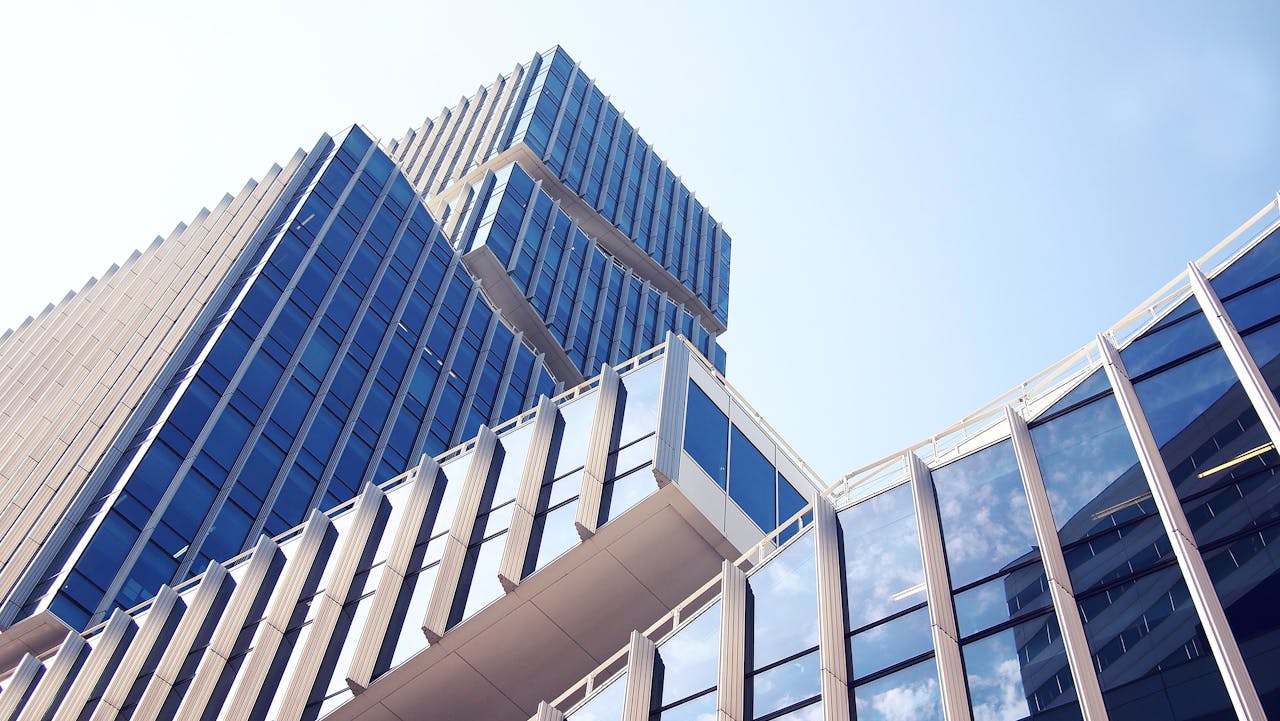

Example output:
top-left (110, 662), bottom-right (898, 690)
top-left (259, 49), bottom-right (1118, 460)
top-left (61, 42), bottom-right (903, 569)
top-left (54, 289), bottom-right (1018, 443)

top-left (575, 365), bottom-right (620, 539)
top-left (717, 561), bottom-right (745, 721)
top-left (499, 398), bottom-right (557, 591)
top-left (620, 630), bottom-right (656, 721)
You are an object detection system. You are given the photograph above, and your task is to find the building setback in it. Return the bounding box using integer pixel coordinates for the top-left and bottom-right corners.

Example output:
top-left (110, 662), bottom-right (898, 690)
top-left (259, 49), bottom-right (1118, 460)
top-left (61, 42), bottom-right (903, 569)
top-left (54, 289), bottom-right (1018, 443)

top-left (0, 46), bottom-right (728, 634)
top-left (0, 46), bottom-right (1279, 721)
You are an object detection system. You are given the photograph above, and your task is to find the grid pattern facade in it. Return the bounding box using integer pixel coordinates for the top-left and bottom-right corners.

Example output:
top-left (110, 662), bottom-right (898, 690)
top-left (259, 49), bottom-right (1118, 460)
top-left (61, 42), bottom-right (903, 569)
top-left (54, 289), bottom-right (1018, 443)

top-left (541, 211), bottom-right (1280, 721)
top-left (0, 337), bottom-right (809, 721)
top-left (453, 162), bottom-right (723, 375)
top-left (3, 46), bottom-right (738, 634)
top-left (0, 152), bottom-right (310, 629)
top-left (8, 128), bottom-right (566, 631)
top-left (387, 46), bottom-right (731, 329)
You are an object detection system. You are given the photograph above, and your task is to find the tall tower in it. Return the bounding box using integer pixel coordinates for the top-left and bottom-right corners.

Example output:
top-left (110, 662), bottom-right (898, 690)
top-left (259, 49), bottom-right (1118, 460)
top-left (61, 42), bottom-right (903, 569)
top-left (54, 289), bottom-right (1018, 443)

top-left (0, 46), bottom-right (730, 631)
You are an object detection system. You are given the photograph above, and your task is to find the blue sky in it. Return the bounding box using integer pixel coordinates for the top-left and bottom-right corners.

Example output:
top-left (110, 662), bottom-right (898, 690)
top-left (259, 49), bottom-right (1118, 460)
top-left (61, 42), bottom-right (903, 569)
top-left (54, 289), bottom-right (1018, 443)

top-left (0, 1), bottom-right (1276, 480)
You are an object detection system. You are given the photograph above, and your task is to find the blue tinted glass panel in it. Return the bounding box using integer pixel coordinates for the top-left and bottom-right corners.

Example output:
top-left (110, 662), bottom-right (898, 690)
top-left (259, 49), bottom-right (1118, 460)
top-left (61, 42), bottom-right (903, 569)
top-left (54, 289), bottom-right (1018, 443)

top-left (1222, 275), bottom-right (1280, 331)
top-left (1029, 394), bottom-right (1145, 547)
top-left (730, 427), bottom-right (776, 532)
top-left (684, 382), bottom-right (728, 488)
top-left (492, 422), bottom-right (535, 508)
top-left (1118, 311), bottom-right (1216, 379)
top-left (953, 562), bottom-right (1052, 637)
top-left (1211, 227), bottom-right (1280, 297)
top-left (962, 614), bottom-right (1080, 720)
top-left (384, 565), bottom-right (437, 672)
top-left (749, 649), bottom-right (820, 720)
top-left (932, 440), bottom-right (1038, 589)
top-left (656, 602), bottom-right (721, 706)
top-left (652, 691), bottom-right (716, 721)
top-left (1077, 566), bottom-right (1233, 720)
top-left (849, 606), bottom-right (933, 679)
top-left (1202, 528), bottom-right (1280, 716)
top-left (529, 502), bottom-right (579, 574)
top-left (554, 395), bottom-right (597, 477)
top-left (599, 466), bottom-right (655, 525)
top-left (617, 360), bottom-right (664, 448)
top-left (568, 672), bottom-right (626, 721)
top-left (853, 657), bottom-right (942, 721)
top-left (750, 531), bottom-right (817, 669)
top-left (839, 484), bottom-right (925, 628)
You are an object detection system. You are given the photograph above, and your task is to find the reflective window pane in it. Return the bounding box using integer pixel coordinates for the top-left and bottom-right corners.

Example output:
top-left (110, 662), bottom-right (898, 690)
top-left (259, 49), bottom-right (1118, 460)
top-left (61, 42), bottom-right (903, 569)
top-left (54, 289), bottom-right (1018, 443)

top-left (839, 484), bottom-right (926, 628)
top-left (852, 657), bottom-right (942, 721)
top-left (617, 359), bottom-right (664, 448)
top-left (651, 690), bottom-right (716, 721)
top-left (600, 467), bottom-right (655, 525)
top-left (383, 564), bottom-right (438, 672)
top-left (568, 671), bottom-right (627, 721)
top-left (1211, 227), bottom-right (1280, 298)
top-left (1119, 310), bottom-right (1216, 379)
top-left (684, 382), bottom-right (728, 488)
top-left (953, 562), bottom-right (1051, 637)
top-left (1038, 368), bottom-right (1111, 419)
top-left (529, 501), bottom-right (580, 574)
top-left (491, 422), bottom-right (535, 508)
top-left (1077, 566), bottom-right (1233, 720)
top-left (656, 602), bottom-right (721, 706)
top-left (1202, 528), bottom-right (1280, 716)
top-left (750, 531), bottom-right (817, 669)
top-left (932, 440), bottom-right (1038, 589)
top-left (1030, 394), bottom-right (1146, 548)
top-left (962, 614), bottom-right (1080, 721)
top-left (730, 427), bottom-right (777, 532)
top-left (555, 395), bottom-right (598, 477)
top-left (849, 606), bottom-right (933, 679)
top-left (432, 454), bottom-right (473, 537)
top-left (750, 649), bottom-right (820, 719)
top-left (451, 534), bottom-right (506, 626)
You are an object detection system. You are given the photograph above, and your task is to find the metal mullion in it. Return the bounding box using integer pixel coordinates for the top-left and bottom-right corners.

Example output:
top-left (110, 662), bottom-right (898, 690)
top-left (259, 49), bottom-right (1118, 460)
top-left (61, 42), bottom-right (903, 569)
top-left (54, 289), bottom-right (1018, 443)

top-left (541, 63), bottom-right (582, 164)
top-left (169, 138), bottom-right (386, 583)
top-left (906, 452), bottom-right (971, 721)
top-left (1187, 261), bottom-right (1280, 457)
top-left (1097, 333), bottom-right (1267, 720)
top-left (11, 148), bottom-right (313, 626)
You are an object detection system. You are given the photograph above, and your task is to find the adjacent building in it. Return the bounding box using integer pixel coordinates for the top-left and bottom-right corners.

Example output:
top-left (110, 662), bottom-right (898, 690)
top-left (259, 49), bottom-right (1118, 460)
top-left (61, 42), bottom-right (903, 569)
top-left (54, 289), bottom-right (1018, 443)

top-left (0, 46), bottom-right (1278, 721)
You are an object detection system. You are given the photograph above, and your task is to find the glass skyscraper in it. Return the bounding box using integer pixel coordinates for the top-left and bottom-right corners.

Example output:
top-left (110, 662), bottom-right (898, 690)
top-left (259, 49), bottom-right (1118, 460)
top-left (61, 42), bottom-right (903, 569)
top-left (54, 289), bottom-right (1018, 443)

top-left (1, 46), bottom-right (1280, 721)
top-left (0, 46), bottom-right (729, 633)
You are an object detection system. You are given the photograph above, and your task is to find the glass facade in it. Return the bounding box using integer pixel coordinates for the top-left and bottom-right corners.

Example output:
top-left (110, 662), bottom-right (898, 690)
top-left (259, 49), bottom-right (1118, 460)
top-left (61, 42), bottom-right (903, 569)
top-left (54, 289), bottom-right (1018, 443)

top-left (9, 42), bottom-right (1280, 721)
top-left (26, 128), bottom-right (556, 629)
top-left (454, 162), bottom-right (723, 375)
top-left (388, 46), bottom-right (731, 330)
top-left (5, 45), bottom-right (736, 635)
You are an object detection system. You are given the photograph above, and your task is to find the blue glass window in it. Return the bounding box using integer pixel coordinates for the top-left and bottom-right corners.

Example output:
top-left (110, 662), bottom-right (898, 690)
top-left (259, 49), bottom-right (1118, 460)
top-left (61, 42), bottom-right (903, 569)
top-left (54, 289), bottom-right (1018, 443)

top-left (932, 440), bottom-right (1038, 589)
top-left (849, 606), bottom-right (933, 679)
top-left (852, 657), bottom-right (942, 721)
top-left (567, 672), bottom-right (626, 721)
top-left (839, 484), bottom-right (925, 628)
top-left (750, 531), bottom-right (817, 669)
top-left (684, 382), bottom-right (728, 488)
top-left (749, 649), bottom-right (820, 720)
top-left (655, 602), bottom-right (721, 707)
top-left (729, 427), bottom-right (776, 532)
top-left (962, 614), bottom-right (1079, 720)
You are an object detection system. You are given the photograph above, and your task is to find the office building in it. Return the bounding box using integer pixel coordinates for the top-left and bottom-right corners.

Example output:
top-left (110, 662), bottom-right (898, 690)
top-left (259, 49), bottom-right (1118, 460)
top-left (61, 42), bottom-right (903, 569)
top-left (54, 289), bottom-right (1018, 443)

top-left (1, 47), bottom-right (1279, 721)
top-left (0, 46), bottom-right (727, 634)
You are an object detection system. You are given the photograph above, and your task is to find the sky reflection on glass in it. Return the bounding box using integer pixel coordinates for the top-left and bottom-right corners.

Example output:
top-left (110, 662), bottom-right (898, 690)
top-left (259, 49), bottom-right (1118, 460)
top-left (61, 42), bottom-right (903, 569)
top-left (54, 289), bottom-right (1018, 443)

top-left (853, 657), bottom-right (942, 721)
top-left (750, 530), bottom-right (817, 668)
top-left (839, 483), bottom-right (925, 628)
top-left (932, 440), bottom-right (1037, 589)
